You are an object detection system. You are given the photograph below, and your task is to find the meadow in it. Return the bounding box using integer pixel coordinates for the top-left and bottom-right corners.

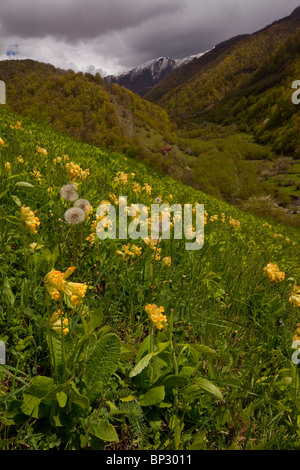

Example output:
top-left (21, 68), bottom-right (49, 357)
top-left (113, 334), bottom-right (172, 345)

top-left (0, 107), bottom-right (300, 450)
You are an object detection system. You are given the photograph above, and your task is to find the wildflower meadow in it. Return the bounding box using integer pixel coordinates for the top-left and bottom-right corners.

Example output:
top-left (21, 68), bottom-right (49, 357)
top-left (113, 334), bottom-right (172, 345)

top-left (0, 107), bottom-right (300, 450)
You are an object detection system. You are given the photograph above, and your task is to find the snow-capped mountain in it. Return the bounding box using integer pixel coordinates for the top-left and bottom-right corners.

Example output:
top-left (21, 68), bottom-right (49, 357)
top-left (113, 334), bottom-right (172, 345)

top-left (104, 52), bottom-right (207, 97)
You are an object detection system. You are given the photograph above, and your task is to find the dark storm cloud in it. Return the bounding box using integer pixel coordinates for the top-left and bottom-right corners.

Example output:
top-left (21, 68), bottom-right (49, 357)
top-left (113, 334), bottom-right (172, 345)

top-left (0, 0), bottom-right (299, 75)
top-left (0, 0), bottom-right (185, 41)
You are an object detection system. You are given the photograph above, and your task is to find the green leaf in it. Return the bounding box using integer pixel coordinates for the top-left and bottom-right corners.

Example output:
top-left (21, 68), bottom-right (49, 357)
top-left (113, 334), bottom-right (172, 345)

top-left (11, 194), bottom-right (21, 207)
top-left (139, 386), bottom-right (165, 407)
top-left (90, 418), bottom-right (119, 442)
top-left (15, 336), bottom-right (33, 351)
top-left (83, 333), bottom-right (121, 388)
top-left (56, 391), bottom-right (68, 408)
top-left (186, 377), bottom-right (223, 401)
top-left (129, 352), bottom-right (155, 378)
top-left (21, 376), bottom-right (54, 418)
top-left (70, 382), bottom-right (90, 410)
top-left (3, 277), bottom-right (15, 306)
top-left (15, 181), bottom-right (34, 188)
top-left (83, 306), bottom-right (104, 335)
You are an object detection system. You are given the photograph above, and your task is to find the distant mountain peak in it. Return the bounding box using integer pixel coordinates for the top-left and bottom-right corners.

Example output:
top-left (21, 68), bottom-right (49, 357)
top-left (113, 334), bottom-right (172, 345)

top-left (104, 52), bottom-right (207, 97)
top-left (291, 6), bottom-right (300, 17)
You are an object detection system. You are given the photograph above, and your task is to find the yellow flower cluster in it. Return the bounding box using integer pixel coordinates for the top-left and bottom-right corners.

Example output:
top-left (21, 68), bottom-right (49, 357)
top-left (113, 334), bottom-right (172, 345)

top-left (65, 162), bottom-right (90, 182)
top-left (143, 183), bottom-right (152, 195)
top-left (229, 217), bottom-right (241, 227)
top-left (132, 182), bottom-right (141, 193)
top-left (263, 223), bottom-right (272, 229)
top-left (289, 286), bottom-right (300, 308)
top-left (30, 169), bottom-right (42, 181)
top-left (114, 171), bottom-right (128, 185)
top-left (116, 244), bottom-right (142, 261)
top-left (44, 267), bottom-right (87, 306)
top-left (37, 146), bottom-right (48, 155)
top-left (50, 310), bottom-right (69, 335)
top-left (263, 263), bottom-right (285, 283)
top-left (17, 155), bottom-right (24, 163)
top-left (10, 121), bottom-right (23, 130)
top-left (210, 214), bottom-right (218, 222)
top-left (145, 304), bottom-right (168, 330)
top-left (21, 205), bottom-right (40, 234)
top-left (5, 162), bottom-right (11, 172)
top-left (162, 256), bottom-right (171, 267)
top-left (0, 137), bottom-right (4, 146)
top-left (293, 323), bottom-right (300, 342)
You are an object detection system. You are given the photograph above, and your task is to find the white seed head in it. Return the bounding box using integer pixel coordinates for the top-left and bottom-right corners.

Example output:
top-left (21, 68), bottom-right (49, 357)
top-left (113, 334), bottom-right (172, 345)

top-left (74, 198), bottom-right (91, 213)
top-left (64, 207), bottom-right (85, 225)
top-left (60, 184), bottom-right (78, 202)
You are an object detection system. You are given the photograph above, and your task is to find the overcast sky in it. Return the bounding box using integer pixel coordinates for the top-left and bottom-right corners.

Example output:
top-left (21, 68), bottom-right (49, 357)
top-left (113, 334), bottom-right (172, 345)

top-left (0, 0), bottom-right (299, 77)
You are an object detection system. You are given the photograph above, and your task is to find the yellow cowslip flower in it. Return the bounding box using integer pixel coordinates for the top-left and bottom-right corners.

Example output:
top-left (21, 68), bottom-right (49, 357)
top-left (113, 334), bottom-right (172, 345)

top-left (21, 205), bottom-right (40, 234)
top-left (5, 162), bottom-right (11, 172)
top-left (50, 310), bottom-right (69, 335)
top-left (0, 138), bottom-right (5, 146)
top-left (143, 236), bottom-right (159, 250)
top-left (37, 146), bottom-right (47, 155)
top-left (116, 244), bottom-right (142, 261)
top-left (17, 155), bottom-right (24, 163)
top-left (65, 162), bottom-right (89, 182)
top-left (263, 263), bottom-right (285, 283)
top-left (290, 286), bottom-right (300, 308)
top-left (44, 267), bottom-right (87, 306)
top-left (229, 218), bottom-right (241, 227)
top-left (30, 169), bottom-right (42, 181)
top-left (145, 304), bottom-right (168, 331)
top-left (114, 171), bottom-right (128, 185)
top-left (132, 182), bottom-right (141, 193)
top-left (143, 183), bottom-right (152, 195)
top-left (162, 256), bottom-right (171, 267)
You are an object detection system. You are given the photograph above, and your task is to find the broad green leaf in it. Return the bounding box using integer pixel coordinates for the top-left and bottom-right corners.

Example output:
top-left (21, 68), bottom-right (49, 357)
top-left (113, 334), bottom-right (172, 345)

top-left (83, 306), bottom-right (104, 335)
top-left (21, 376), bottom-right (54, 417)
top-left (11, 194), bottom-right (21, 207)
top-left (56, 391), bottom-right (68, 408)
top-left (83, 333), bottom-right (121, 387)
top-left (70, 382), bottom-right (90, 410)
top-left (90, 418), bottom-right (119, 442)
top-left (129, 352), bottom-right (155, 378)
top-left (162, 374), bottom-right (188, 389)
top-left (139, 385), bottom-right (165, 407)
top-left (15, 181), bottom-right (34, 188)
top-left (186, 377), bottom-right (223, 401)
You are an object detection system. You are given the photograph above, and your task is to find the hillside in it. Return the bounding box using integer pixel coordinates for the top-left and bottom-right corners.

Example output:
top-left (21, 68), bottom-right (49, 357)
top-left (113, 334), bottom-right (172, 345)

top-left (0, 106), bottom-right (300, 450)
top-left (146, 7), bottom-right (300, 119)
top-left (0, 59), bottom-right (175, 160)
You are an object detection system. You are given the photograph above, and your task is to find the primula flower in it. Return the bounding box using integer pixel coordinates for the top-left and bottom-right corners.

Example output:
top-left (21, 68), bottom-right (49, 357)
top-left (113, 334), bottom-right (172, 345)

top-left (50, 310), bottom-right (69, 335)
top-left (37, 146), bottom-right (47, 155)
top-left (263, 263), bottom-right (285, 283)
top-left (5, 162), bottom-right (11, 172)
top-left (44, 267), bottom-right (87, 306)
top-left (116, 244), bottom-right (142, 261)
top-left (21, 205), bottom-right (40, 234)
top-left (162, 256), bottom-right (171, 267)
top-left (145, 304), bottom-right (168, 330)
top-left (290, 286), bottom-right (300, 308)
top-left (0, 137), bottom-right (4, 146)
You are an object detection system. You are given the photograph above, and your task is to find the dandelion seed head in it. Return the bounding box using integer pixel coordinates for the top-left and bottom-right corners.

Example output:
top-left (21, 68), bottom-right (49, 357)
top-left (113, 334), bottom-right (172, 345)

top-left (74, 198), bottom-right (91, 213)
top-left (60, 184), bottom-right (78, 202)
top-left (64, 207), bottom-right (85, 225)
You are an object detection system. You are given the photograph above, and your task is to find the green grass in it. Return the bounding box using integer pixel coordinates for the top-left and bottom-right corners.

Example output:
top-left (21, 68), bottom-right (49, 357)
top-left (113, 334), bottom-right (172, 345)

top-left (0, 107), bottom-right (300, 450)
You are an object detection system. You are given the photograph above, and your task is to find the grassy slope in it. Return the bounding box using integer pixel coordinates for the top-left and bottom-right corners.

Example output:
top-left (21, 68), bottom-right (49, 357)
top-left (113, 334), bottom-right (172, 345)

top-left (0, 106), bottom-right (300, 449)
